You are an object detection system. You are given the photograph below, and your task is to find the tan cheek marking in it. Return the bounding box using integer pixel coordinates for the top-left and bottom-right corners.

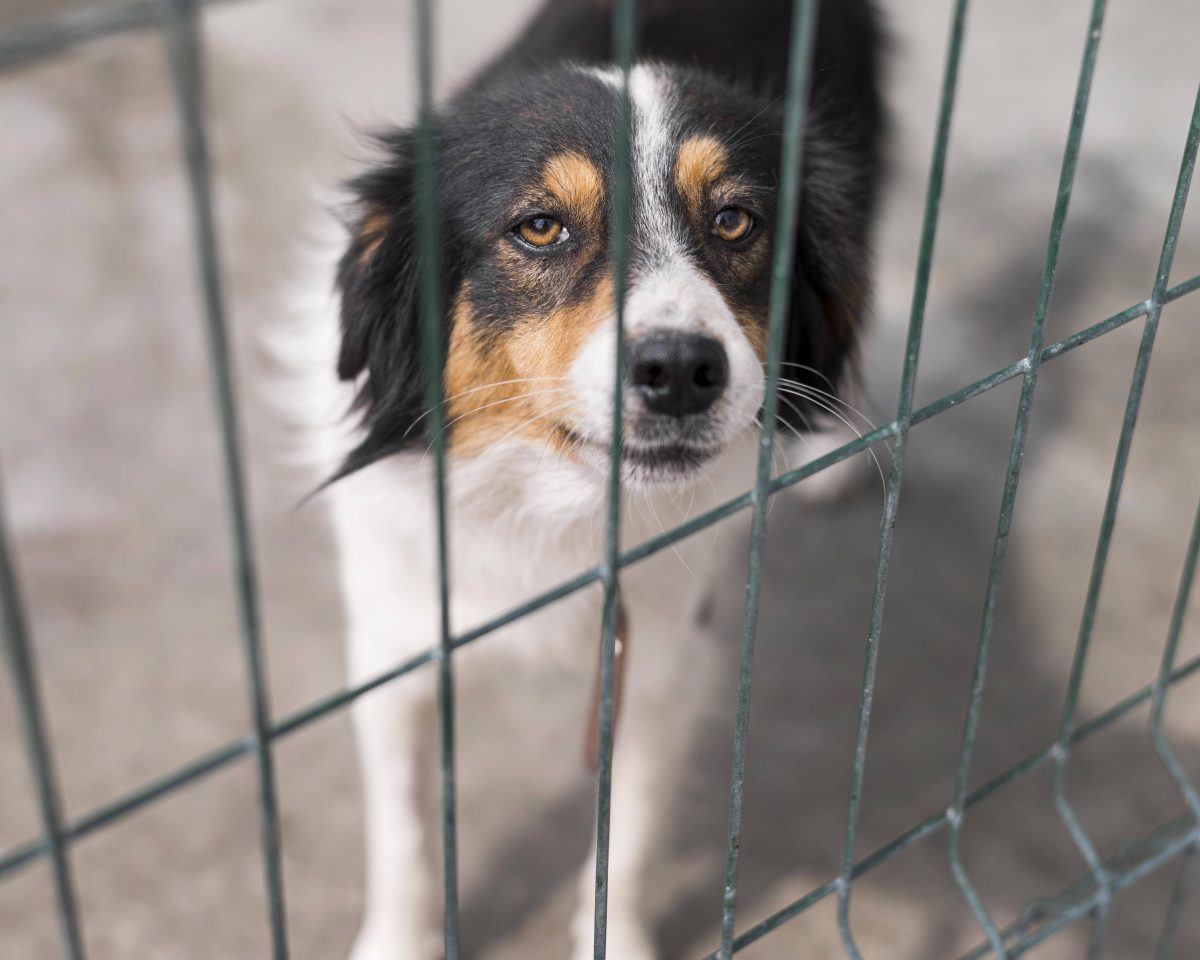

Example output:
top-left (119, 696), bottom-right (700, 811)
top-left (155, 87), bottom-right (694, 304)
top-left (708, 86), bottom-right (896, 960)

top-left (542, 151), bottom-right (604, 224)
top-left (505, 274), bottom-right (616, 461)
top-left (445, 277), bottom-right (614, 459)
top-left (505, 274), bottom-right (614, 382)
top-left (445, 288), bottom-right (531, 457)
top-left (675, 135), bottom-right (729, 219)
top-left (356, 209), bottom-right (390, 267)
top-left (734, 309), bottom-right (769, 362)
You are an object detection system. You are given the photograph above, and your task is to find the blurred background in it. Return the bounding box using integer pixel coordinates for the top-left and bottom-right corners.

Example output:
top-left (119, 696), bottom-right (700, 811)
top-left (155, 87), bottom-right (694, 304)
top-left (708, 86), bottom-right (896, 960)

top-left (2, 0), bottom-right (1199, 957)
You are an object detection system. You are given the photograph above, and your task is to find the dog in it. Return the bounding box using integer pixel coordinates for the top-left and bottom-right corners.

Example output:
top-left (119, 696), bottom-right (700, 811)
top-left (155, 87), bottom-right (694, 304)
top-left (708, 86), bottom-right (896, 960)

top-left (288, 0), bottom-right (883, 956)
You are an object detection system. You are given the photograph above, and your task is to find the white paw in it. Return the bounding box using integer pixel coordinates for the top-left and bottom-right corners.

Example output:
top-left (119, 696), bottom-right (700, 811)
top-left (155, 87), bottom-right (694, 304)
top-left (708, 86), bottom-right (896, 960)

top-left (349, 923), bottom-right (440, 960)
top-left (777, 424), bottom-right (874, 505)
top-left (607, 923), bottom-right (657, 960)
top-left (347, 931), bottom-right (386, 960)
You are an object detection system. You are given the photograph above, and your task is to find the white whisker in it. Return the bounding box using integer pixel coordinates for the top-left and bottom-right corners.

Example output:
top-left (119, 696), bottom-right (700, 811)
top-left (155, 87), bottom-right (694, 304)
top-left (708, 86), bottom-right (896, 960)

top-left (642, 488), bottom-right (699, 583)
top-left (402, 376), bottom-right (572, 441)
top-left (419, 387), bottom-right (570, 451)
top-left (419, 393), bottom-right (574, 467)
top-left (776, 386), bottom-right (887, 498)
top-left (772, 374), bottom-right (880, 435)
top-left (771, 360), bottom-right (837, 394)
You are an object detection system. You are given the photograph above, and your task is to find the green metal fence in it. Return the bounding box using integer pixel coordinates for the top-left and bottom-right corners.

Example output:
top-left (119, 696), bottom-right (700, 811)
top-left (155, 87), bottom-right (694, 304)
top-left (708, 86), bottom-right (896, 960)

top-left (1, 0), bottom-right (1199, 958)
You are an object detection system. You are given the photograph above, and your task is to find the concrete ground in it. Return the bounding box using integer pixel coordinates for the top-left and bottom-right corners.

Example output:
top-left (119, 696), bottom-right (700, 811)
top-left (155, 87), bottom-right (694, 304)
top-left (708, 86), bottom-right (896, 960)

top-left (2, 0), bottom-right (1199, 957)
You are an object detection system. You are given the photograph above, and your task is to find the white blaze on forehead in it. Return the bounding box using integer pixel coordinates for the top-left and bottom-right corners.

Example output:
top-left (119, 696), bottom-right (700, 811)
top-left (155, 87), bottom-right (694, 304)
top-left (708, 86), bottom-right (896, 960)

top-left (574, 64), bottom-right (688, 263)
top-left (628, 66), bottom-right (689, 262)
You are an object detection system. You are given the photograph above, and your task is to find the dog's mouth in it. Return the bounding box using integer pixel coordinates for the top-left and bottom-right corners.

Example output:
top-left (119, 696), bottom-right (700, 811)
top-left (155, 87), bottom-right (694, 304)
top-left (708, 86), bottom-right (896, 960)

top-left (623, 440), bottom-right (719, 480)
top-left (555, 423), bottom-right (722, 483)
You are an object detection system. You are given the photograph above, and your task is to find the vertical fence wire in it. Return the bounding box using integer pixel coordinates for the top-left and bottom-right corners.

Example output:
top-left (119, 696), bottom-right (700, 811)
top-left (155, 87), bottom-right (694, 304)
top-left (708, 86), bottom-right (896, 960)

top-left (1150, 494), bottom-right (1200, 820)
top-left (591, 3), bottom-right (638, 955)
top-left (160, 2), bottom-right (290, 957)
top-left (833, 1), bottom-right (970, 956)
top-left (1051, 77), bottom-right (1199, 957)
top-left (1155, 842), bottom-right (1198, 960)
top-left (408, 0), bottom-right (461, 954)
top-left (0, 489), bottom-right (86, 959)
top-left (944, 1), bottom-right (1109, 955)
top-left (1134, 98), bottom-right (1200, 832)
top-left (717, 2), bottom-right (818, 956)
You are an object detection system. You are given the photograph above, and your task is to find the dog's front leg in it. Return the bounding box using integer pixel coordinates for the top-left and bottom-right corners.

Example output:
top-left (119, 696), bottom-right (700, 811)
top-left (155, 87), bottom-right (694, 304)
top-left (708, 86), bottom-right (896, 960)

top-left (570, 580), bottom-right (716, 960)
top-left (347, 643), bottom-right (440, 960)
top-left (571, 718), bottom-right (662, 960)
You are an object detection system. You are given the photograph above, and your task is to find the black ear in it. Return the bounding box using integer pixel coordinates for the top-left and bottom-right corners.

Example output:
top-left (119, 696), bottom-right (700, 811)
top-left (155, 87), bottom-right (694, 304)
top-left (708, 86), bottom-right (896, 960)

top-left (332, 130), bottom-right (447, 481)
top-left (779, 127), bottom-right (876, 432)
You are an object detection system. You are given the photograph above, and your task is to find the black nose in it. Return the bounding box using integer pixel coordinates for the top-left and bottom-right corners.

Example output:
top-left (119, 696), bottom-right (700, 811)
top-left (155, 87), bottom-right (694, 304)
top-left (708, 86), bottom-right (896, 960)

top-left (627, 332), bottom-right (728, 417)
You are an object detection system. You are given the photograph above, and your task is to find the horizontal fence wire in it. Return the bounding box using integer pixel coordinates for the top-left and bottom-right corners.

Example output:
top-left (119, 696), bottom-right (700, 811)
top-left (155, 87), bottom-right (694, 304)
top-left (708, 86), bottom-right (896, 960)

top-left (954, 815), bottom-right (1200, 960)
top-left (1, 1), bottom-right (1199, 957)
top-left (2, 274), bottom-right (1198, 869)
top-left (160, 0), bottom-right (290, 956)
top-left (697, 652), bottom-right (1200, 960)
top-left (718, 1), bottom-right (818, 956)
top-left (0, 0), bottom-right (239, 71)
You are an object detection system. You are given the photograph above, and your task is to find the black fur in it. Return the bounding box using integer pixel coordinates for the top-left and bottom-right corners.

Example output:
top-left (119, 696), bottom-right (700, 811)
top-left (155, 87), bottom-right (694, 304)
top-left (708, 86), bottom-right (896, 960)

top-left (334, 0), bottom-right (884, 477)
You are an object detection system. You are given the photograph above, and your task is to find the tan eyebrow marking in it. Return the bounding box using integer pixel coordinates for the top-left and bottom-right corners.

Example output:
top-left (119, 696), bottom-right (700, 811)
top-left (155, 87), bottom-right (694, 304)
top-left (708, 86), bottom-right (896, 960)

top-left (674, 134), bottom-right (729, 216)
top-left (541, 151), bottom-right (605, 221)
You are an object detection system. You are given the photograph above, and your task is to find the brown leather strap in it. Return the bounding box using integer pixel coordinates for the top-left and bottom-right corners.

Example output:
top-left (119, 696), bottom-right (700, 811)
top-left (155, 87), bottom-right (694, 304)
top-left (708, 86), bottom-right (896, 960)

top-left (585, 598), bottom-right (629, 770)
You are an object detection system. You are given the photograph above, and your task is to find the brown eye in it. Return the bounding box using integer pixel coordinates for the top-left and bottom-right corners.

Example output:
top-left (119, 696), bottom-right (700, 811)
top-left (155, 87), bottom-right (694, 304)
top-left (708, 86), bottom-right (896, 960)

top-left (515, 215), bottom-right (567, 247)
top-left (710, 206), bottom-right (755, 243)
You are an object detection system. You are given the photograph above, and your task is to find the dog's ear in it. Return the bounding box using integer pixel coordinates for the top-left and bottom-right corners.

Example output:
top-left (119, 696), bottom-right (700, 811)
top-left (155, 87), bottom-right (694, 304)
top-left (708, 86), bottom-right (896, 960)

top-left (333, 130), bottom-right (449, 480)
top-left (779, 126), bottom-right (875, 431)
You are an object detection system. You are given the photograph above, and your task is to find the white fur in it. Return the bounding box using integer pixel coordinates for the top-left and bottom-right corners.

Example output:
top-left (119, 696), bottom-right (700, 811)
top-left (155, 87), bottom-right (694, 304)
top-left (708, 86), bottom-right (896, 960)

top-left (577, 64), bottom-right (689, 265)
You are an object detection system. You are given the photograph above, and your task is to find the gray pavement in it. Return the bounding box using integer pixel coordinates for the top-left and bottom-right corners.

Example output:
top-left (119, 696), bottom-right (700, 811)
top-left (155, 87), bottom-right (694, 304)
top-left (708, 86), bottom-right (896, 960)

top-left (1, 0), bottom-right (1199, 957)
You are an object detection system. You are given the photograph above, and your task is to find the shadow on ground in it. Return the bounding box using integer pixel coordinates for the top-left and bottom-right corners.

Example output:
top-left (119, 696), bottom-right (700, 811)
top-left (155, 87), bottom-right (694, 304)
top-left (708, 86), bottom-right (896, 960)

top-left (459, 160), bottom-right (1200, 959)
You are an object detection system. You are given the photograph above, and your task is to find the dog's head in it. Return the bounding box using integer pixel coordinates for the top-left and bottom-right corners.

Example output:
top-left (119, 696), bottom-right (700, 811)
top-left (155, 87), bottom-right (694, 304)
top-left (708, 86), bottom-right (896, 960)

top-left (334, 63), bottom-right (874, 487)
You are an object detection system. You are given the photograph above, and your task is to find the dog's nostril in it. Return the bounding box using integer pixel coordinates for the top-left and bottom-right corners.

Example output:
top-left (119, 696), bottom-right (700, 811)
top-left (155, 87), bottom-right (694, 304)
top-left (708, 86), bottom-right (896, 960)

top-left (640, 364), bottom-right (669, 390)
top-left (626, 332), bottom-right (728, 417)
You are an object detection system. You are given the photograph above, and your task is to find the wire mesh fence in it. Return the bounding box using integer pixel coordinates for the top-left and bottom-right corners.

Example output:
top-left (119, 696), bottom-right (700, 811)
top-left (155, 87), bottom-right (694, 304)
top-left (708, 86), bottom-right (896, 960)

top-left (1, 0), bottom-right (1198, 959)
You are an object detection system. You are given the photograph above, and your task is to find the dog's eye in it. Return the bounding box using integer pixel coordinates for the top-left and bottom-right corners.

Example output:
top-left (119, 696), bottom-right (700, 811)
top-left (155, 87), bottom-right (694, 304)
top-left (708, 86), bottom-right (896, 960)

top-left (710, 207), bottom-right (755, 243)
top-left (515, 216), bottom-right (567, 248)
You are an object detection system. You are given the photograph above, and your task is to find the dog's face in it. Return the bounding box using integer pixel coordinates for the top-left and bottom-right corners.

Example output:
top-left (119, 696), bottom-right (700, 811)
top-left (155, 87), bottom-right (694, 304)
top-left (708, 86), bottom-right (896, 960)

top-left (335, 64), bottom-right (872, 487)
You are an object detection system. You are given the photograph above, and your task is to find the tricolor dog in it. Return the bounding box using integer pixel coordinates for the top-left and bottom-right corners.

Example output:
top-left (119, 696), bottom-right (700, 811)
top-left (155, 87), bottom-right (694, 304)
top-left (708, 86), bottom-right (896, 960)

top-left (289, 0), bottom-right (883, 955)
